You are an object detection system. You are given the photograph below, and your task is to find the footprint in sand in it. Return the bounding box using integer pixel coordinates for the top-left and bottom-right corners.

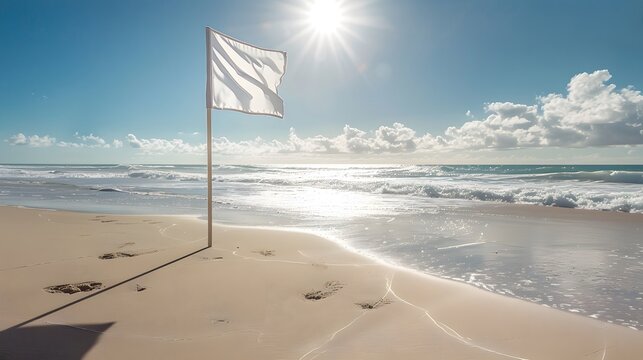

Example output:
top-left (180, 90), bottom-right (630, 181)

top-left (142, 219), bottom-right (163, 224)
top-left (44, 281), bottom-right (102, 294)
top-left (91, 218), bottom-right (117, 223)
top-left (99, 250), bottom-right (158, 259)
top-left (304, 281), bottom-right (344, 301)
top-left (210, 318), bottom-right (230, 325)
top-left (253, 250), bottom-right (275, 257)
top-left (99, 252), bottom-right (137, 260)
top-left (355, 298), bottom-right (392, 310)
top-left (91, 216), bottom-right (117, 223)
top-left (200, 256), bottom-right (224, 261)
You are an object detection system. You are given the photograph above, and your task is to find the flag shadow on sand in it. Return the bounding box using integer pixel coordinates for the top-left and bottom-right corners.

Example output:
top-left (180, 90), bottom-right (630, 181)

top-left (0, 322), bottom-right (114, 360)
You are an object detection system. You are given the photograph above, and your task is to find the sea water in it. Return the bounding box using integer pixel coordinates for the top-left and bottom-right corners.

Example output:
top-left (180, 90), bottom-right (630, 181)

top-left (1, 164), bottom-right (642, 329)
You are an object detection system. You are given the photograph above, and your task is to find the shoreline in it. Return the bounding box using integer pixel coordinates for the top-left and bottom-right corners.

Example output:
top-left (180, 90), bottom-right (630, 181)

top-left (3, 203), bottom-right (643, 324)
top-left (7, 202), bottom-right (642, 278)
top-left (1, 205), bottom-right (642, 359)
top-left (5, 195), bottom-right (643, 216)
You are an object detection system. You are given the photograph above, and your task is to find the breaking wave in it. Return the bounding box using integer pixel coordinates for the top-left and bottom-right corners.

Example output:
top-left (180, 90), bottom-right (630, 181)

top-left (127, 170), bottom-right (204, 181)
top-left (0, 164), bottom-right (641, 213)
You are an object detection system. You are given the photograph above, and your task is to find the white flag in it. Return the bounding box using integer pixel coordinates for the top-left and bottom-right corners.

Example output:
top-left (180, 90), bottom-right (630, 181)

top-left (206, 28), bottom-right (286, 118)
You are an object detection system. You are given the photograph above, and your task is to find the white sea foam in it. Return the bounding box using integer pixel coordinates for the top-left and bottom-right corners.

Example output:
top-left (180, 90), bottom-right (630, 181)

top-left (0, 164), bottom-right (641, 213)
top-left (438, 242), bottom-right (486, 250)
top-left (127, 170), bottom-right (204, 181)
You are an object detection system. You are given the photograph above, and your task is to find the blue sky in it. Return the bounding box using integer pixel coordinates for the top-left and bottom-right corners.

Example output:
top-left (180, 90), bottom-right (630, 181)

top-left (1, 0), bottom-right (642, 164)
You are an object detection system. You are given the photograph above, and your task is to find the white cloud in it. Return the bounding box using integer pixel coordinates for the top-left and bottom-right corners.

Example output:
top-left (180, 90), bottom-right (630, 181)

top-left (7, 132), bottom-right (122, 149)
top-left (7, 133), bottom-right (27, 145)
top-left (76, 133), bottom-right (106, 146)
top-left (126, 134), bottom-right (206, 155)
top-left (198, 123), bottom-right (431, 155)
top-left (126, 134), bottom-right (143, 148)
top-left (58, 133), bottom-right (116, 148)
top-left (6, 133), bottom-right (56, 147)
top-left (440, 70), bottom-right (643, 149)
top-left (27, 135), bottom-right (56, 147)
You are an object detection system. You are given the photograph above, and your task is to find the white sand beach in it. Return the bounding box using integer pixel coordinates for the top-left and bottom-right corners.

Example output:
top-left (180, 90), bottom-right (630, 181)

top-left (3, 0), bottom-right (643, 358)
top-left (1, 205), bottom-right (642, 359)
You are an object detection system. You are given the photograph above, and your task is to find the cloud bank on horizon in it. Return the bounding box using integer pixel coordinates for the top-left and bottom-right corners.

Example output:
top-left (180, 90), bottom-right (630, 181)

top-left (6, 70), bottom-right (643, 157)
top-left (8, 132), bottom-right (123, 149)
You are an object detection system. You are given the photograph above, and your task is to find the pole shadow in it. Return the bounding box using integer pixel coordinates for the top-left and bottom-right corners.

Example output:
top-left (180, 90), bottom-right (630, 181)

top-left (0, 322), bottom-right (114, 360)
top-left (5, 246), bottom-right (209, 331)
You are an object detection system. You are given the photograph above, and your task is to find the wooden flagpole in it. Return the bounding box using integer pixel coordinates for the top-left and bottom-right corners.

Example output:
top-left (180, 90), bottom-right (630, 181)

top-left (207, 107), bottom-right (212, 247)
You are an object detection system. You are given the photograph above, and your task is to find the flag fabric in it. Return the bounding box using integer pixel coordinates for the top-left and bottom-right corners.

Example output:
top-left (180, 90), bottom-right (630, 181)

top-left (206, 27), bottom-right (287, 118)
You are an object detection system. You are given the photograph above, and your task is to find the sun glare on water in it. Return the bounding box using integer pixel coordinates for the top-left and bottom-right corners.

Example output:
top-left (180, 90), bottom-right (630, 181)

top-left (307, 0), bottom-right (344, 34)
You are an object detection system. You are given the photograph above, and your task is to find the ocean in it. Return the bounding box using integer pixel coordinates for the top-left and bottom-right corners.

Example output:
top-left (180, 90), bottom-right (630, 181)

top-left (1, 164), bottom-right (642, 329)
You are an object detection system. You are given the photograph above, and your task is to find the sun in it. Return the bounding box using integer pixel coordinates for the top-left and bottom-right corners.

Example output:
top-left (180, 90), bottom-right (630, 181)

top-left (307, 0), bottom-right (344, 34)
top-left (278, 0), bottom-right (380, 70)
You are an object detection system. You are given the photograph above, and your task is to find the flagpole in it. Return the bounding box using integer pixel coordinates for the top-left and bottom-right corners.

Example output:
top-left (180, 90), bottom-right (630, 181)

top-left (207, 107), bottom-right (213, 247)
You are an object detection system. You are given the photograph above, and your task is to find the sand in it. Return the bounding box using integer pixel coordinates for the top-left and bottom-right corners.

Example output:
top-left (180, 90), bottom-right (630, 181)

top-left (0, 205), bottom-right (642, 359)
